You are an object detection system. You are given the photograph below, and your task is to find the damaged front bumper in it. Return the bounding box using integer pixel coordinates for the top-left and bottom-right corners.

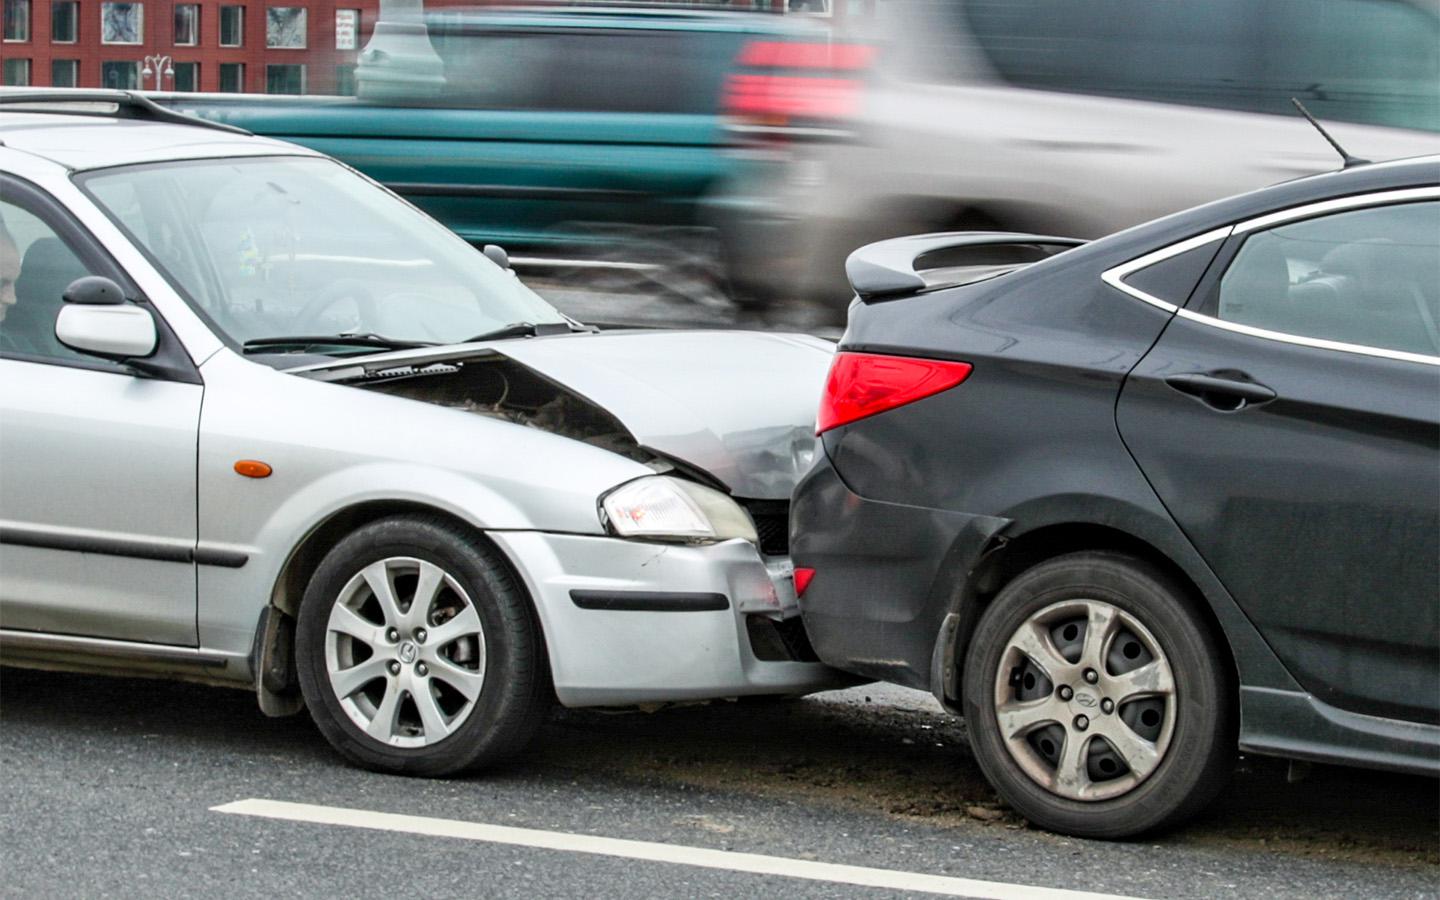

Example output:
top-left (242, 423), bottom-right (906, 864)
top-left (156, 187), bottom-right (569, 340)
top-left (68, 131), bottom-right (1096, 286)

top-left (487, 531), bottom-right (855, 707)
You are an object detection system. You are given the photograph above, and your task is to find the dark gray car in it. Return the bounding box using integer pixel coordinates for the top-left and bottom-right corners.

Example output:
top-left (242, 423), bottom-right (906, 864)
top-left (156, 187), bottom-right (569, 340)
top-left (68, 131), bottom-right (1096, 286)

top-left (791, 155), bottom-right (1439, 837)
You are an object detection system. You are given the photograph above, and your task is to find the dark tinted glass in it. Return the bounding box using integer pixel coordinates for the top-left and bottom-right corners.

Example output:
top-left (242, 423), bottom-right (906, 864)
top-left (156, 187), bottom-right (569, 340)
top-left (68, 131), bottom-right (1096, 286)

top-left (51, 0), bottom-right (75, 41)
top-left (1214, 202), bottom-right (1440, 356)
top-left (50, 59), bottom-right (77, 87)
top-left (101, 61), bottom-right (138, 89)
top-left (219, 62), bottom-right (244, 92)
top-left (431, 28), bottom-right (737, 113)
top-left (963, 0), bottom-right (1439, 132)
top-left (220, 5), bottom-right (243, 46)
top-left (173, 61), bottom-right (198, 91)
top-left (266, 64), bottom-right (305, 95)
top-left (1122, 239), bottom-right (1224, 308)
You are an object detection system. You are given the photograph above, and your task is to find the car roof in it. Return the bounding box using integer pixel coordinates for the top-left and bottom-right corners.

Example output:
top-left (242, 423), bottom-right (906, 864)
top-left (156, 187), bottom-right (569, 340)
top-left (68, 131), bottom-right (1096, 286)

top-left (0, 100), bottom-right (316, 173)
top-left (427, 4), bottom-right (826, 35)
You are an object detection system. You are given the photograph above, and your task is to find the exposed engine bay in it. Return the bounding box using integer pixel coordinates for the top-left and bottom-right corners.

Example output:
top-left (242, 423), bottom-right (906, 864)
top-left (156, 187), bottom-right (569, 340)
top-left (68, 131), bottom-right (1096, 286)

top-left (346, 354), bottom-right (661, 466)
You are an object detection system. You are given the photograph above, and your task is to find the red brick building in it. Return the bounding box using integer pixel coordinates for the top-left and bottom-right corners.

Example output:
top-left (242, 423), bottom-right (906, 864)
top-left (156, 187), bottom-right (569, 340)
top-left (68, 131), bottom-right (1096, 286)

top-left (0, 1), bottom-right (863, 94)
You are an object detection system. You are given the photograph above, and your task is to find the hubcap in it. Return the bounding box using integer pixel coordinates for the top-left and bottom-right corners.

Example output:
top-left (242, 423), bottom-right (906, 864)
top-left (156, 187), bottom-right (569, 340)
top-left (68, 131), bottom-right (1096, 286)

top-left (323, 557), bottom-right (487, 749)
top-left (992, 599), bottom-right (1176, 802)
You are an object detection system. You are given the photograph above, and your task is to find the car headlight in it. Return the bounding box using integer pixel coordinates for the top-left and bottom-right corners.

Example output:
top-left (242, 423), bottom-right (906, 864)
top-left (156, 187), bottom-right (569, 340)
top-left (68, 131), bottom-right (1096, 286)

top-left (600, 476), bottom-right (758, 544)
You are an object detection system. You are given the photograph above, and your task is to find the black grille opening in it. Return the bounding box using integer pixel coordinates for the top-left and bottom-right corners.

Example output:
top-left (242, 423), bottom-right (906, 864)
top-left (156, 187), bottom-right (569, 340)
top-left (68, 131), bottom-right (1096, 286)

top-left (739, 499), bottom-right (789, 556)
top-left (746, 615), bottom-right (820, 663)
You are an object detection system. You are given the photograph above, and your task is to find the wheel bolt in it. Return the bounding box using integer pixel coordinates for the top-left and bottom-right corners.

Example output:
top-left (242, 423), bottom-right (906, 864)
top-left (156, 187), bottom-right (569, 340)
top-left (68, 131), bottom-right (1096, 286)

top-left (387, 661), bottom-right (400, 676)
top-left (1057, 685), bottom-right (1074, 701)
top-left (416, 662), bottom-right (428, 677)
top-left (414, 628), bottom-right (427, 644)
top-left (1083, 668), bottom-right (1099, 684)
top-left (1074, 714), bottom-right (1089, 731)
top-left (1101, 698), bottom-right (1114, 714)
top-left (386, 628), bottom-right (399, 643)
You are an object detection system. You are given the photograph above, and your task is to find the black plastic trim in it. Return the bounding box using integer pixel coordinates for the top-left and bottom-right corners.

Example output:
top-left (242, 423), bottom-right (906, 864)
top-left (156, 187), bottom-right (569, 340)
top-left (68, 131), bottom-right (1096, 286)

top-left (0, 527), bottom-right (248, 567)
top-left (569, 590), bottom-right (729, 612)
top-left (386, 181), bottom-right (647, 203)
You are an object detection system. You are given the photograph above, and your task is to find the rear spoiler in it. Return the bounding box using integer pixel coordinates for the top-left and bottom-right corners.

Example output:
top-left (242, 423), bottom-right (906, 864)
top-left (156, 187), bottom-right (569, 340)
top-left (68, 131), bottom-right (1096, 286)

top-left (846, 232), bottom-right (1086, 301)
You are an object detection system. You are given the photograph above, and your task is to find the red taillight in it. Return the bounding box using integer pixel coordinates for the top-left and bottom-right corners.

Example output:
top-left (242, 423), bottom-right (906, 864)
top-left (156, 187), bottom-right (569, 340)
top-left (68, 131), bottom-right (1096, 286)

top-left (723, 39), bottom-right (872, 132)
top-left (736, 41), bottom-right (875, 70)
top-left (723, 74), bottom-right (862, 121)
top-left (794, 567), bottom-right (816, 597)
top-left (816, 352), bottom-right (973, 435)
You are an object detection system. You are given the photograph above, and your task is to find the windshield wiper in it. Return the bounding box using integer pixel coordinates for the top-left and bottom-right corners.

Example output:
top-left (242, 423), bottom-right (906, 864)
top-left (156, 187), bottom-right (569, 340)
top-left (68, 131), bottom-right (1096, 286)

top-left (460, 321), bottom-right (584, 344)
top-left (242, 333), bottom-right (435, 355)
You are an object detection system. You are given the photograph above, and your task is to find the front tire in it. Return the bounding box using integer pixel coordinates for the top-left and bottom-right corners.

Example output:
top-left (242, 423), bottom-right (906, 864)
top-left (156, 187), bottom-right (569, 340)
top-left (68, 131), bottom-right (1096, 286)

top-left (962, 552), bottom-right (1233, 838)
top-left (295, 515), bottom-right (550, 776)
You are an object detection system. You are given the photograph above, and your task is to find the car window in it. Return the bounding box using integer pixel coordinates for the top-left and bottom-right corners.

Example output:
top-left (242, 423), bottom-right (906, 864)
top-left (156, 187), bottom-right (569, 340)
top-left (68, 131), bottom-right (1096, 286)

top-left (430, 28), bottom-right (734, 113)
top-left (960, 0), bottom-right (1440, 132)
top-left (0, 195), bottom-right (109, 365)
top-left (1213, 201), bottom-right (1440, 357)
top-left (81, 156), bottom-right (569, 349)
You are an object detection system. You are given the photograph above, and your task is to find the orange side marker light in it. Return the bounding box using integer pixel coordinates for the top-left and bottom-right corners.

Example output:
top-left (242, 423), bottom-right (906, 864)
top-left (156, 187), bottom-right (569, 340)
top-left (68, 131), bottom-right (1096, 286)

top-left (234, 460), bottom-right (273, 479)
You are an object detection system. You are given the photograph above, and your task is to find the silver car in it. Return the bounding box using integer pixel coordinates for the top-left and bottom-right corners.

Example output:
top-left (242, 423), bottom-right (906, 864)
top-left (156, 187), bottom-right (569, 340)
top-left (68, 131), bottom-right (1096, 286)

top-left (0, 92), bottom-right (847, 776)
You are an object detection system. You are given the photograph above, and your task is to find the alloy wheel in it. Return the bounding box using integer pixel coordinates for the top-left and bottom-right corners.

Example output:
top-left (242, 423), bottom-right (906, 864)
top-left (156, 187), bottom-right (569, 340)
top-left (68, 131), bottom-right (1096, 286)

top-left (324, 556), bottom-right (487, 748)
top-left (992, 598), bottom-right (1176, 801)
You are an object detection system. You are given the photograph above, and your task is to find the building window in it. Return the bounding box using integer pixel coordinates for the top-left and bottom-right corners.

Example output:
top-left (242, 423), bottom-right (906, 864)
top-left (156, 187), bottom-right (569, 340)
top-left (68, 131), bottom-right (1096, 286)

top-left (51, 58), bottom-right (78, 86)
top-left (51, 0), bottom-right (76, 42)
top-left (174, 3), bottom-right (198, 45)
top-left (3, 58), bottom-right (30, 84)
top-left (266, 63), bottom-right (305, 94)
top-left (219, 5), bottom-right (243, 46)
top-left (3, 0), bottom-right (29, 41)
top-left (265, 7), bottom-right (305, 49)
top-left (101, 60), bottom-right (140, 88)
top-left (219, 62), bottom-right (245, 92)
top-left (173, 61), bottom-right (198, 91)
top-left (335, 8), bottom-right (359, 49)
top-left (101, 3), bottom-right (143, 45)
top-left (334, 63), bottom-right (355, 96)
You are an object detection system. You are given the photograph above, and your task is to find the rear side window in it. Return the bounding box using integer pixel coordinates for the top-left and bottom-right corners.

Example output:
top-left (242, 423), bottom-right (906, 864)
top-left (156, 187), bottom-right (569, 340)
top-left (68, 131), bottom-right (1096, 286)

top-left (1211, 201), bottom-right (1440, 358)
top-left (431, 28), bottom-right (738, 113)
top-left (961, 0), bottom-right (1440, 132)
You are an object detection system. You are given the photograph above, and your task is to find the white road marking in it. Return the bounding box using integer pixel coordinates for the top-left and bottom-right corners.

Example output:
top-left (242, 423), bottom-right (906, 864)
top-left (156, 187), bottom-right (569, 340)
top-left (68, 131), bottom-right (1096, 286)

top-left (214, 798), bottom-right (1149, 900)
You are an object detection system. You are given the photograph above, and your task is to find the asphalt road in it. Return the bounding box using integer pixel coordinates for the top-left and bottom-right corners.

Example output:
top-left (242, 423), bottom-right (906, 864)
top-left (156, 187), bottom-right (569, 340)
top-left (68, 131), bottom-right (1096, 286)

top-left (1, 668), bottom-right (1435, 899)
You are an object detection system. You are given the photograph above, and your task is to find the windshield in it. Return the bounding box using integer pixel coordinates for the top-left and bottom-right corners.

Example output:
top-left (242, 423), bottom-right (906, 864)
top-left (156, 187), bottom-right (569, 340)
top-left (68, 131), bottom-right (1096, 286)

top-left (79, 155), bottom-right (570, 348)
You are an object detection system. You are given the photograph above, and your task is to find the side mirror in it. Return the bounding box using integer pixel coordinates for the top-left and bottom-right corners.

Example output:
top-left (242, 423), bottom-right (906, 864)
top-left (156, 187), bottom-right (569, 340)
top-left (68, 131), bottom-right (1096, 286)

top-left (56, 276), bottom-right (157, 360)
top-left (482, 244), bottom-right (511, 270)
top-left (63, 275), bottom-right (128, 306)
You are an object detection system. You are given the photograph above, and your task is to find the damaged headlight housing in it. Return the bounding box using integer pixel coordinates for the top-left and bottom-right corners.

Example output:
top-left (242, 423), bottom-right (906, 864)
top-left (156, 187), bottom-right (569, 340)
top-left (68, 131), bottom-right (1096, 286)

top-left (600, 476), bottom-right (758, 544)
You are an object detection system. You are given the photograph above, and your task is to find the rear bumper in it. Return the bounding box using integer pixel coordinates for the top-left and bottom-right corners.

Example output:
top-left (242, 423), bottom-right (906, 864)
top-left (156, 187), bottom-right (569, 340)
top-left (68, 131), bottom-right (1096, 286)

top-left (488, 530), bottom-right (854, 707)
top-left (791, 449), bottom-right (1007, 691)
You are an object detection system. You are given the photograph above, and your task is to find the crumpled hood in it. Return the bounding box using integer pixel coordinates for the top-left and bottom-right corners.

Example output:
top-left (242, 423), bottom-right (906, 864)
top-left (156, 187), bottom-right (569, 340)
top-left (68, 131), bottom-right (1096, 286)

top-left (297, 330), bottom-right (834, 500)
top-left (498, 330), bottom-right (833, 499)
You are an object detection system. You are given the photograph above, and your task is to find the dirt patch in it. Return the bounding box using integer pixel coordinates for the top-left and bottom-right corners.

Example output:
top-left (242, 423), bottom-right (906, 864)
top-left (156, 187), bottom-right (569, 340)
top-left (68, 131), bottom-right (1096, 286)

top-left (527, 694), bottom-right (1438, 868)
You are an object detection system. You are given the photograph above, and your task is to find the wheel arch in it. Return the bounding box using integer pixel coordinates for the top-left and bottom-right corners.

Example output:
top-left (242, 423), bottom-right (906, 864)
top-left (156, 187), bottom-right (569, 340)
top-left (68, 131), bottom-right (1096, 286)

top-left (933, 521), bottom-right (1239, 713)
top-left (253, 499), bottom-right (551, 716)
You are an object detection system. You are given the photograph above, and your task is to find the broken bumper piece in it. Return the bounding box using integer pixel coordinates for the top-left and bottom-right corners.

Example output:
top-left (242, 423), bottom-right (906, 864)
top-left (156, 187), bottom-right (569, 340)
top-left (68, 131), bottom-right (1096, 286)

top-left (487, 531), bottom-right (854, 707)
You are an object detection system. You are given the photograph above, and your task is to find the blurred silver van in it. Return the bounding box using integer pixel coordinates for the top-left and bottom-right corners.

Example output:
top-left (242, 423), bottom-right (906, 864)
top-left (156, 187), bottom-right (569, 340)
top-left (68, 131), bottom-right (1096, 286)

top-left (723, 0), bottom-right (1440, 312)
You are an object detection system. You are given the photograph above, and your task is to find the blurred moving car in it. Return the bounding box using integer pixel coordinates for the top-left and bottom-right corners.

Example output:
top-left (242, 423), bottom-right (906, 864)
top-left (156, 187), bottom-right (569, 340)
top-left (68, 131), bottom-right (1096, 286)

top-left (790, 153), bottom-right (1439, 837)
top-left (0, 91), bottom-right (848, 777)
top-left (158, 6), bottom-right (833, 304)
top-left (728, 0), bottom-right (1440, 312)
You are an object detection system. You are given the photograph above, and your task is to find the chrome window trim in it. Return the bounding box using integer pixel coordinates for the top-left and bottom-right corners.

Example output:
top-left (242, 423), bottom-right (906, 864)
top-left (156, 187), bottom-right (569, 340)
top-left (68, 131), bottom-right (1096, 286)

top-left (1100, 226), bottom-right (1232, 313)
top-left (1233, 186), bottom-right (1440, 234)
top-left (1102, 188), bottom-right (1440, 367)
top-left (1174, 309), bottom-right (1440, 367)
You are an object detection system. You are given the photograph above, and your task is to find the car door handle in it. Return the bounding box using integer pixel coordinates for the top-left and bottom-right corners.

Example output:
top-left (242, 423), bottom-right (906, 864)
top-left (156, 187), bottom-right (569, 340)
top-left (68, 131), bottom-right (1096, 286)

top-left (1164, 373), bottom-right (1276, 411)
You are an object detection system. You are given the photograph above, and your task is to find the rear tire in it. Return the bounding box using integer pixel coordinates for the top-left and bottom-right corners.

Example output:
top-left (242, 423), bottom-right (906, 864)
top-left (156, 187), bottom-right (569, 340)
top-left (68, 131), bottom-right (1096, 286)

top-left (962, 551), bottom-right (1233, 838)
top-left (295, 515), bottom-right (551, 776)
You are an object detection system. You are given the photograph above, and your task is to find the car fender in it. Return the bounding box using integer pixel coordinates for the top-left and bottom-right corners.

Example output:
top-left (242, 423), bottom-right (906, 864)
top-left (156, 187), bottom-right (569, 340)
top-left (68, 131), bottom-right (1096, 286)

top-left (194, 350), bottom-right (653, 658)
top-left (929, 491), bottom-right (1303, 712)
